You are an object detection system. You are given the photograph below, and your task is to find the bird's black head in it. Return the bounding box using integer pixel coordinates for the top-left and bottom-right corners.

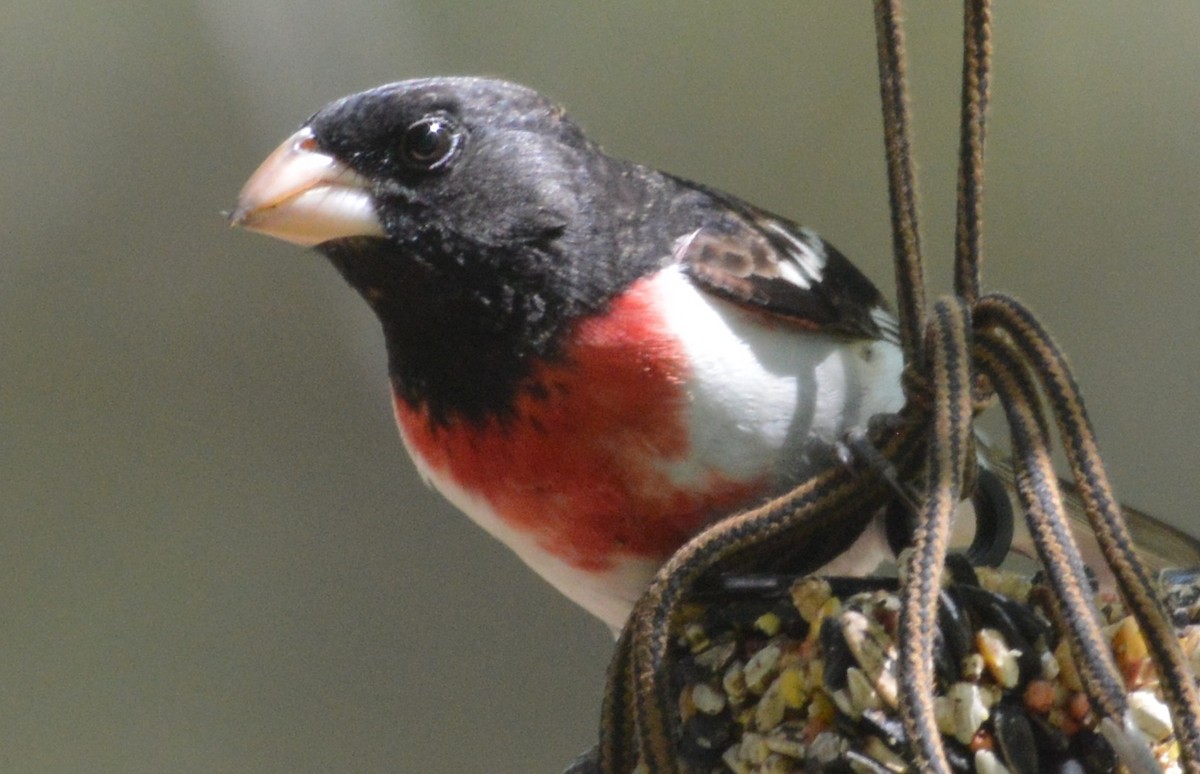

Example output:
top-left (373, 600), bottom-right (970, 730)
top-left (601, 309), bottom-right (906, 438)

top-left (307, 78), bottom-right (596, 249)
top-left (232, 78), bottom-right (678, 424)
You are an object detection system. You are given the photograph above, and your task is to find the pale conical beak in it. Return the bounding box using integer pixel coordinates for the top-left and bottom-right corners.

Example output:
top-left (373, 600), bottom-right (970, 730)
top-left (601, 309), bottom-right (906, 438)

top-left (229, 126), bottom-right (387, 247)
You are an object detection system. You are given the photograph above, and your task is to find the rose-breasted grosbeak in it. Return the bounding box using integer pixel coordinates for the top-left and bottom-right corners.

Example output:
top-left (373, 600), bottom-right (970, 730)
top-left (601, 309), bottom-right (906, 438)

top-left (229, 77), bottom-right (1183, 631)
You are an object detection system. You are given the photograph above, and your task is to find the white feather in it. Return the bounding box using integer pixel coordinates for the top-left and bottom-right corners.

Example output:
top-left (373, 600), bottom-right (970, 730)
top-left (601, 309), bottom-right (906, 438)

top-left (652, 266), bottom-right (904, 487)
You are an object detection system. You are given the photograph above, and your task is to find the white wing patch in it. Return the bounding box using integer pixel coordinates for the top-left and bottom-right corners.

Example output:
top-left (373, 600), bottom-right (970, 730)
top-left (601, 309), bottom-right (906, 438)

top-left (870, 306), bottom-right (903, 344)
top-left (766, 221), bottom-right (828, 290)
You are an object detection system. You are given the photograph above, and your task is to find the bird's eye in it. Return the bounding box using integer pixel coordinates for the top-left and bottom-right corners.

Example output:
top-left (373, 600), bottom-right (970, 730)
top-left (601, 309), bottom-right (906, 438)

top-left (400, 117), bottom-right (460, 170)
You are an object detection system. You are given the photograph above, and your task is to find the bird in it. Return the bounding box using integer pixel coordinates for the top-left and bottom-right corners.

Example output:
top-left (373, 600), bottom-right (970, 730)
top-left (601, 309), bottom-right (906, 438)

top-left (228, 77), bottom-right (1191, 632)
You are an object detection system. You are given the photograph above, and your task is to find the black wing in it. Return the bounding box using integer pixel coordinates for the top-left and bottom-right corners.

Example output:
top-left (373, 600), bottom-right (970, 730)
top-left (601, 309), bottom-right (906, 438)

top-left (672, 185), bottom-right (898, 343)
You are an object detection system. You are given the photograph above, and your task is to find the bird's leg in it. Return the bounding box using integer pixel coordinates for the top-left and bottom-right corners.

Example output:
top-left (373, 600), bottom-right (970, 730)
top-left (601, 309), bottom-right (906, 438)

top-left (837, 418), bottom-right (1014, 566)
top-left (836, 417), bottom-right (923, 561)
top-left (836, 416), bottom-right (919, 507)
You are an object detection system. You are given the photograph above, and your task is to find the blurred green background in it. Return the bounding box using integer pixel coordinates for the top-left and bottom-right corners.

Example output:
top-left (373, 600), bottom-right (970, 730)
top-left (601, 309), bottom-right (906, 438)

top-left (3, 2), bottom-right (1198, 771)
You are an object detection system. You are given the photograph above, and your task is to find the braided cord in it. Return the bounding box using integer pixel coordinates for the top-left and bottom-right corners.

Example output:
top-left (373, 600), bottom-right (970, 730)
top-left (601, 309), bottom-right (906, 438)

top-left (897, 298), bottom-right (974, 772)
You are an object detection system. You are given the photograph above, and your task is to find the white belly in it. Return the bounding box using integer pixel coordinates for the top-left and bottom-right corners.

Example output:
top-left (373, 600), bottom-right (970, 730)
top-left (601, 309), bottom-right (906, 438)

top-left (400, 267), bottom-right (906, 631)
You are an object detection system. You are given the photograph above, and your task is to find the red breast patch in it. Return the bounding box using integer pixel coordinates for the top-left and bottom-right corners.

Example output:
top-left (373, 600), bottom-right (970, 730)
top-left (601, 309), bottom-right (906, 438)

top-left (393, 275), bottom-right (765, 572)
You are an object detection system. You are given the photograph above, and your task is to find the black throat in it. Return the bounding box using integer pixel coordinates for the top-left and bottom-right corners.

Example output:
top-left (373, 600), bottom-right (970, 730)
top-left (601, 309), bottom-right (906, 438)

top-left (318, 219), bottom-right (662, 426)
top-left (317, 159), bottom-right (717, 426)
top-left (319, 234), bottom-right (558, 425)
